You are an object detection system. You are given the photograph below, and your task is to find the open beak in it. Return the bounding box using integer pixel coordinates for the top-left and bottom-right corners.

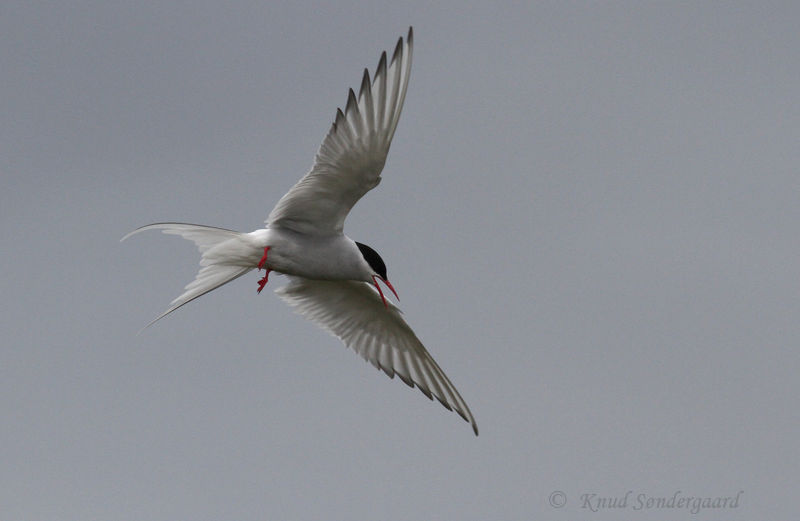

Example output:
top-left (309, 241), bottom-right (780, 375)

top-left (372, 275), bottom-right (399, 309)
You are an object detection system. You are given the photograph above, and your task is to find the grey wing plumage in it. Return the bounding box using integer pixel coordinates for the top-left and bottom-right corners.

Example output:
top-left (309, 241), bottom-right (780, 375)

top-left (276, 276), bottom-right (478, 435)
top-left (267, 28), bottom-right (414, 235)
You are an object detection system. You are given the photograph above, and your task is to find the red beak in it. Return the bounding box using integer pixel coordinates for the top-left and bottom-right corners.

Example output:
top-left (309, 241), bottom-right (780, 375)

top-left (372, 275), bottom-right (399, 309)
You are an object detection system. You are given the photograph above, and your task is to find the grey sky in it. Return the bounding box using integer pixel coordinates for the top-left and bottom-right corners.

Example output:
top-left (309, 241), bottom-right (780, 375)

top-left (2, 1), bottom-right (798, 519)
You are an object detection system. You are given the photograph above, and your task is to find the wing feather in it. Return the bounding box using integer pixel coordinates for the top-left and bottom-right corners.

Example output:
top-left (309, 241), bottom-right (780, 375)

top-left (374, 52), bottom-right (388, 133)
top-left (267, 28), bottom-right (414, 235)
top-left (359, 68), bottom-right (375, 132)
top-left (275, 276), bottom-right (478, 435)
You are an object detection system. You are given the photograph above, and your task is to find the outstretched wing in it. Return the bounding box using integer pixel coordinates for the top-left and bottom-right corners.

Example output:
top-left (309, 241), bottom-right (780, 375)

top-left (276, 276), bottom-right (478, 435)
top-left (267, 28), bottom-right (413, 236)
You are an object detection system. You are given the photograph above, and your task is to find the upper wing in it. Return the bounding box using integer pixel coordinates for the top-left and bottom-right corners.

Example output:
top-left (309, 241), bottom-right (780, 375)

top-left (276, 276), bottom-right (478, 435)
top-left (267, 28), bottom-right (414, 235)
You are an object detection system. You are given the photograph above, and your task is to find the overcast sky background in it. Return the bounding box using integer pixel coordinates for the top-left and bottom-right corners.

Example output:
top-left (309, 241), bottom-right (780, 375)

top-left (2, 2), bottom-right (799, 520)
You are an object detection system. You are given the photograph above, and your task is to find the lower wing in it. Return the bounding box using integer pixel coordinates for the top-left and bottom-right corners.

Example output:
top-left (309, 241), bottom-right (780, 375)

top-left (276, 276), bottom-right (478, 435)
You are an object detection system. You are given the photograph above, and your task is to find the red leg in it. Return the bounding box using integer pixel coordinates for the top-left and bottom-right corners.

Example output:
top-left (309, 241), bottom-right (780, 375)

top-left (257, 246), bottom-right (270, 271)
top-left (257, 246), bottom-right (271, 293)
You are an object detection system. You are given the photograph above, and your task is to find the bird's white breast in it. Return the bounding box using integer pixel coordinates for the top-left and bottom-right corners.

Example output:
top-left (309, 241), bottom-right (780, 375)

top-left (247, 228), bottom-right (368, 281)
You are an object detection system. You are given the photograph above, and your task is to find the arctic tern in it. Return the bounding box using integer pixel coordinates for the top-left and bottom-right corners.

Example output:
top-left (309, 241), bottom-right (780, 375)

top-left (122, 28), bottom-right (478, 435)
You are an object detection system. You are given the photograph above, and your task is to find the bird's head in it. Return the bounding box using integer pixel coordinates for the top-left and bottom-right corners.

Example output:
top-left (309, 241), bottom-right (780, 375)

top-left (356, 241), bottom-right (398, 308)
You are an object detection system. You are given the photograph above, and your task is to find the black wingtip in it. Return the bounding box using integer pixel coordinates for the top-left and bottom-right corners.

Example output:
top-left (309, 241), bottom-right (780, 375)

top-left (333, 107), bottom-right (346, 130)
top-left (358, 67), bottom-right (371, 100)
top-left (452, 405), bottom-right (478, 436)
top-left (375, 51), bottom-right (387, 82)
top-left (345, 88), bottom-right (358, 114)
top-left (390, 33), bottom-right (404, 65)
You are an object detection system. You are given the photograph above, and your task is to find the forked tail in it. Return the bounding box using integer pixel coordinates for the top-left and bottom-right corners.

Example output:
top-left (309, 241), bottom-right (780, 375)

top-left (121, 223), bottom-right (253, 327)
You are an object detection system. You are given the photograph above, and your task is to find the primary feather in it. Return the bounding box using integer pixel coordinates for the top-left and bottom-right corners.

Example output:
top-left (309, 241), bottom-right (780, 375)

top-left (266, 28), bottom-right (413, 236)
top-left (276, 277), bottom-right (478, 435)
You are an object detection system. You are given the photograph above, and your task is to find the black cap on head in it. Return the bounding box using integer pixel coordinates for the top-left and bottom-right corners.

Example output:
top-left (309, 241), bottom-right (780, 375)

top-left (355, 242), bottom-right (387, 280)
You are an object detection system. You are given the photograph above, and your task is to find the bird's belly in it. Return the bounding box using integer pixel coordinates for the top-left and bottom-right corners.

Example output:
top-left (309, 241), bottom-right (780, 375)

top-left (250, 229), bottom-right (363, 281)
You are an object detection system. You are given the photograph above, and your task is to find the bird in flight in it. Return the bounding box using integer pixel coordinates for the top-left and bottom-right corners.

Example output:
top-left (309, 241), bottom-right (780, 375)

top-left (122, 28), bottom-right (477, 435)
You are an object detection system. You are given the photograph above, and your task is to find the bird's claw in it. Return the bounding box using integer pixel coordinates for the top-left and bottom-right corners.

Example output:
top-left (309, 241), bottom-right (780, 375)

top-left (257, 270), bottom-right (271, 293)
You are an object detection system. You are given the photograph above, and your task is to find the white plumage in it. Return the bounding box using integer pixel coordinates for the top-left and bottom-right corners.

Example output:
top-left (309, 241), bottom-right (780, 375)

top-left (123, 28), bottom-right (478, 435)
